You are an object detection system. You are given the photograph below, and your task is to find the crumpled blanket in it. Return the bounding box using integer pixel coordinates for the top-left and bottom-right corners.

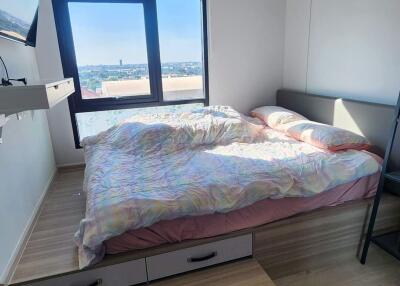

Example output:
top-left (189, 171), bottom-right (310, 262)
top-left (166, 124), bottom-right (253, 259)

top-left (75, 106), bottom-right (380, 268)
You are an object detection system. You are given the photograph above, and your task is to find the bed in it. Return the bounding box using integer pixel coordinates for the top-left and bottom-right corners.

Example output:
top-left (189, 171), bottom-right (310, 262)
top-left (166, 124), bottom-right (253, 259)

top-left (75, 104), bottom-right (382, 268)
top-left (105, 173), bottom-right (380, 255)
top-left (11, 89), bottom-right (400, 286)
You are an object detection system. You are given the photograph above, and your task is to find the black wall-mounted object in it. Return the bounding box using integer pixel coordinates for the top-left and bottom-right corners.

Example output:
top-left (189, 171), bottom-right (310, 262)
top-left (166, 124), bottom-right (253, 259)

top-left (1, 78), bottom-right (28, 86)
top-left (0, 56), bottom-right (27, 86)
top-left (26, 10), bottom-right (39, 47)
top-left (0, 3), bottom-right (39, 47)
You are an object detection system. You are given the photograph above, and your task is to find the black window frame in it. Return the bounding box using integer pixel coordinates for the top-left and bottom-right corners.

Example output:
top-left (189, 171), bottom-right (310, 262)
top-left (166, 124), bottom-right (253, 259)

top-left (52, 0), bottom-right (209, 148)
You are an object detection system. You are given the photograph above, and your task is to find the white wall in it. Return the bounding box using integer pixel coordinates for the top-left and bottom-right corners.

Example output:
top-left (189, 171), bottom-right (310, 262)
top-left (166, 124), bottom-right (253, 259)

top-left (208, 0), bottom-right (286, 113)
top-left (283, 0), bottom-right (311, 91)
top-left (0, 39), bottom-right (56, 283)
top-left (36, 0), bottom-right (287, 166)
top-left (36, 0), bottom-right (85, 167)
top-left (284, 0), bottom-right (400, 105)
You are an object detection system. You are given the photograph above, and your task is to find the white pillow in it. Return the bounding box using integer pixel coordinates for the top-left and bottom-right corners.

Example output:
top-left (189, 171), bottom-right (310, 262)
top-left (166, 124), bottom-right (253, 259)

top-left (279, 120), bottom-right (371, 151)
top-left (250, 106), bottom-right (307, 128)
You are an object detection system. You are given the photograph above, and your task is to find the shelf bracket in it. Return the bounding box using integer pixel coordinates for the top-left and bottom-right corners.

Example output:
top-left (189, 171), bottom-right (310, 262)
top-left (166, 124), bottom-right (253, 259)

top-left (0, 114), bottom-right (8, 144)
top-left (0, 111), bottom-right (37, 143)
top-left (0, 112), bottom-right (28, 144)
top-left (16, 111), bottom-right (32, 121)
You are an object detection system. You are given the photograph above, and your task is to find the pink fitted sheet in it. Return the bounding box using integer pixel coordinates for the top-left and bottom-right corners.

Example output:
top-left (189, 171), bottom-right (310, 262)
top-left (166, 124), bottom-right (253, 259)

top-left (105, 170), bottom-right (380, 255)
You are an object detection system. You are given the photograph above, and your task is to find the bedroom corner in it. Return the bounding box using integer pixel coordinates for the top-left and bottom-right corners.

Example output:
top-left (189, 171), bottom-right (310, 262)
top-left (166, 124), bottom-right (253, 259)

top-left (0, 35), bottom-right (56, 284)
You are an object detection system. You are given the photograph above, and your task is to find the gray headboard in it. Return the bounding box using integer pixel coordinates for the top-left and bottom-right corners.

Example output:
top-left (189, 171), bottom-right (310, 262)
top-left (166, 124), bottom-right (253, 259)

top-left (276, 89), bottom-right (399, 167)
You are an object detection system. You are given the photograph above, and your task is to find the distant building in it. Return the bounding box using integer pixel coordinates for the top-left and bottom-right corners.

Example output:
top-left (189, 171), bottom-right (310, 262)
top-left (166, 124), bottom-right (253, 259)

top-left (119, 59), bottom-right (123, 66)
top-left (101, 76), bottom-right (203, 100)
top-left (81, 87), bottom-right (100, 99)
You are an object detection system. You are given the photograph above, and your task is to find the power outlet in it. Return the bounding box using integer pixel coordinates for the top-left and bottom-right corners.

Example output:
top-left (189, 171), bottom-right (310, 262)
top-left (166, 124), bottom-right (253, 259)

top-left (1, 78), bottom-right (12, 86)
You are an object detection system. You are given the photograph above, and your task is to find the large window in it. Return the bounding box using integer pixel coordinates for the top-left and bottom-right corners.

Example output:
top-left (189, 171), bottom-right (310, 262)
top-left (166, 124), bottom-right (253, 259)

top-left (52, 0), bottom-right (209, 147)
top-left (69, 2), bottom-right (152, 100)
top-left (157, 0), bottom-right (205, 101)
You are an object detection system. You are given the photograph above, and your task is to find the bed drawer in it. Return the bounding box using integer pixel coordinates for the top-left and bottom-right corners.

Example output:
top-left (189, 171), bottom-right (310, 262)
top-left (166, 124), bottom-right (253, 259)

top-left (25, 258), bottom-right (147, 286)
top-left (146, 234), bottom-right (253, 281)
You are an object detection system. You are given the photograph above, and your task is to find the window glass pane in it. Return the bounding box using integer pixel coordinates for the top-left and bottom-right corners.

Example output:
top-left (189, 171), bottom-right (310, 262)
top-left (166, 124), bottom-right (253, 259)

top-left (0, 0), bottom-right (38, 41)
top-left (157, 0), bottom-right (205, 101)
top-left (76, 103), bottom-right (204, 140)
top-left (68, 3), bottom-right (151, 99)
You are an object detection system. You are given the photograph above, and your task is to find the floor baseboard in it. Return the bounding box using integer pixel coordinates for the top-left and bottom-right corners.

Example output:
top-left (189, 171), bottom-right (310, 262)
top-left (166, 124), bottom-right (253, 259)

top-left (57, 163), bottom-right (86, 172)
top-left (1, 167), bottom-right (57, 285)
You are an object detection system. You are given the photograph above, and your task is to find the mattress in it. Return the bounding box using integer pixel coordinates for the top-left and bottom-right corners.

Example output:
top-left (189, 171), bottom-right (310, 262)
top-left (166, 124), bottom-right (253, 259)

top-left (105, 169), bottom-right (380, 254)
top-left (77, 106), bottom-right (381, 267)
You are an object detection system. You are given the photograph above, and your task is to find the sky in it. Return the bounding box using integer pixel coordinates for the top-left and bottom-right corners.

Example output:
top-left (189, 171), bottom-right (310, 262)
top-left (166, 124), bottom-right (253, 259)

top-left (69, 0), bottom-right (203, 66)
top-left (1, 0), bottom-right (39, 23)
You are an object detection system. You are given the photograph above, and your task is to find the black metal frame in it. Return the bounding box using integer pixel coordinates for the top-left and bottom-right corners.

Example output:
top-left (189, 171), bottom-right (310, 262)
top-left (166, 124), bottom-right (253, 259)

top-left (52, 0), bottom-right (209, 148)
top-left (26, 9), bottom-right (39, 47)
top-left (360, 92), bottom-right (400, 264)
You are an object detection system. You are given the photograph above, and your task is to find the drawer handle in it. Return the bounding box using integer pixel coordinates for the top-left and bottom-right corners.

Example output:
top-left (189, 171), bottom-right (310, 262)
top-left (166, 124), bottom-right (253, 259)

top-left (187, 251), bottom-right (218, 263)
top-left (87, 279), bottom-right (102, 286)
top-left (54, 85), bottom-right (59, 90)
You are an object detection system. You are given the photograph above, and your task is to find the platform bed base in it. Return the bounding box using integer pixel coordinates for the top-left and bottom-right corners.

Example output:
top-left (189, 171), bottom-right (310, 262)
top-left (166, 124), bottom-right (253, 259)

top-left (11, 198), bottom-right (400, 286)
top-left (9, 169), bottom-right (400, 285)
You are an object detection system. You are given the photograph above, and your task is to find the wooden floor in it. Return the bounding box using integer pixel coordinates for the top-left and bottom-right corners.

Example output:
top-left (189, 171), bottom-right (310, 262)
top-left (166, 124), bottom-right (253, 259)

top-left (151, 249), bottom-right (400, 286)
top-left (152, 259), bottom-right (276, 286)
top-left (11, 167), bottom-right (86, 284)
top-left (10, 167), bottom-right (400, 286)
top-left (275, 246), bottom-right (400, 286)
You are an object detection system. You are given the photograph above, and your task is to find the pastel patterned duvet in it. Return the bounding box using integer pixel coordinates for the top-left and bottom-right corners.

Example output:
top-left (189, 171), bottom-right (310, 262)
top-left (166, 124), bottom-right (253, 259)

top-left (76, 106), bottom-right (380, 268)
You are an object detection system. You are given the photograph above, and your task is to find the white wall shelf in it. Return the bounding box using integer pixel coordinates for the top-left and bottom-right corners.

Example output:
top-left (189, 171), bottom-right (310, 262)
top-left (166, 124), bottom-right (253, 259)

top-left (0, 78), bottom-right (74, 115)
top-left (0, 78), bottom-right (75, 143)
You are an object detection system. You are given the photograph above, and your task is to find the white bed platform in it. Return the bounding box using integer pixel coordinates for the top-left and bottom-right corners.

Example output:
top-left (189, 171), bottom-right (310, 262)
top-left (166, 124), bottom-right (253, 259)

top-left (6, 166), bottom-right (400, 286)
top-left (8, 89), bottom-right (400, 286)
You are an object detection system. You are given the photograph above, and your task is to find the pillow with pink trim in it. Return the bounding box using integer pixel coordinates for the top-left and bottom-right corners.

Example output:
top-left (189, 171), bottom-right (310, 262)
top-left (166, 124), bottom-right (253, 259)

top-left (279, 120), bottom-right (371, 151)
top-left (250, 106), bottom-right (307, 128)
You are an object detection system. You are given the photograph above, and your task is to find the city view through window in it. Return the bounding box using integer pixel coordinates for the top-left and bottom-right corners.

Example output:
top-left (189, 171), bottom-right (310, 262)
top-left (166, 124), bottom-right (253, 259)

top-left (77, 61), bottom-right (203, 101)
top-left (69, 0), bottom-right (204, 102)
top-left (68, 0), bottom-right (206, 140)
top-left (0, 0), bottom-right (38, 41)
